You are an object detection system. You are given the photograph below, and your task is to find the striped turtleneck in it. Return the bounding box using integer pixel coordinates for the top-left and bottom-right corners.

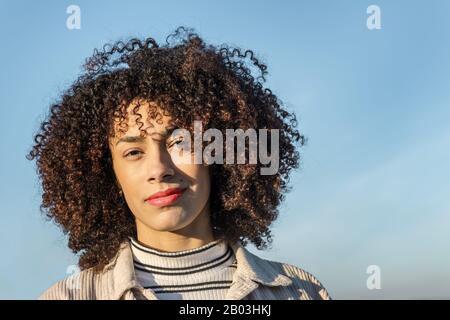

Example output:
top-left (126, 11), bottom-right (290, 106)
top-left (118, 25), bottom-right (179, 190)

top-left (129, 237), bottom-right (237, 300)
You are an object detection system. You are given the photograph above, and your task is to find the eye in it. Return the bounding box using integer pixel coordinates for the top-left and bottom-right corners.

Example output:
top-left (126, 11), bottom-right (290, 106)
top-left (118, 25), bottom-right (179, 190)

top-left (168, 137), bottom-right (184, 148)
top-left (124, 150), bottom-right (143, 158)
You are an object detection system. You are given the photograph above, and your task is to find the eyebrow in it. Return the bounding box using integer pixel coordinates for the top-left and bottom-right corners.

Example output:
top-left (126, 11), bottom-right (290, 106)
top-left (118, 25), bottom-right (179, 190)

top-left (115, 126), bottom-right (178, 146)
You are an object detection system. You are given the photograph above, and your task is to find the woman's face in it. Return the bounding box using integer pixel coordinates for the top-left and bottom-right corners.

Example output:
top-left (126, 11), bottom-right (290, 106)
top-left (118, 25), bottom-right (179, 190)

top-left (108, 100), bottom-right (211, 236)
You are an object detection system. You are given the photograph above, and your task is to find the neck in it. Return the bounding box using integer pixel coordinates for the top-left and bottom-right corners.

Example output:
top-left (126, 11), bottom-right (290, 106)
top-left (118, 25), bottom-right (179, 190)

top-left (134, 204), bottom-right (215, 252)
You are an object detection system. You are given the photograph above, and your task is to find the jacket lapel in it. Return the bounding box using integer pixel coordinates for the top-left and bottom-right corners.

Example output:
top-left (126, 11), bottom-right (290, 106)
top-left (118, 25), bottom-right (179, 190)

top-left (105, 239), bottom-right (292, 300)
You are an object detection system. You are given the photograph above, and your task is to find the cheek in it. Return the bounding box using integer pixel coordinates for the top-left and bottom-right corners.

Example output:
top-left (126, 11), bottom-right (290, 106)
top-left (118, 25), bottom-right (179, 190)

top-left (177, 164), bottom-right (210, 196)
top-left (193, 165), bottom-right (211, 201)
top-left (112, 159), bottom-right (142, 192)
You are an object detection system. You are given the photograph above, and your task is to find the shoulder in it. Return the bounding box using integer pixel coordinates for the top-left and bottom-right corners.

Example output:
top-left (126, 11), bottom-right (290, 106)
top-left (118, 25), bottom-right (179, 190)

top-left (261, 257), bottom-right (332, 300)
top-left (232, 242), bottom-right (332, 300)
top-left (282, 262), bottom-right (332, 300)
top-left (38, 267), bottom-right (104, 300)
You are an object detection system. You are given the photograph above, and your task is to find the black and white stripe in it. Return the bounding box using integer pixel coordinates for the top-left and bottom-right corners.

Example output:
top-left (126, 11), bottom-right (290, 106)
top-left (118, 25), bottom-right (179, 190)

top-left (133, 245), bottom-right (234, 275)
top-left (130, 237), bottom-right (237, 299)
top-left (130, 237), bottom-right (221, 257)
top-left (145, 280), bottom-right (233, 294)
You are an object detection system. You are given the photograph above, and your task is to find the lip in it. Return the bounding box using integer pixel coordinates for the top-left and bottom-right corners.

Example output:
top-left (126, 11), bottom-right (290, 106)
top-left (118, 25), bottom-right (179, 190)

top-left (145, 187), bottom-right (187, 207)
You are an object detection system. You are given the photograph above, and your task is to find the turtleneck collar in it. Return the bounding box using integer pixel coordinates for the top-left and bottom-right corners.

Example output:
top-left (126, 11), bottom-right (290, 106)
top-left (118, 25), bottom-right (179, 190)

top-left (129, 237), bottom-right (234, 276)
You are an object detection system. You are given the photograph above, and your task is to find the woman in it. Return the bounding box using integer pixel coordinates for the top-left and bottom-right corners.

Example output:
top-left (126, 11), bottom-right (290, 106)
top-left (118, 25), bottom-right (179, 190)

top-left (27, 27), bottom-right (331, 300)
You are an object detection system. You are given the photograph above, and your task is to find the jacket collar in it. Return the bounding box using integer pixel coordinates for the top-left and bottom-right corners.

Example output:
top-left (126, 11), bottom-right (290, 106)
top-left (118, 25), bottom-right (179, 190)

top-left (102, 239), bottom-right (292, 300)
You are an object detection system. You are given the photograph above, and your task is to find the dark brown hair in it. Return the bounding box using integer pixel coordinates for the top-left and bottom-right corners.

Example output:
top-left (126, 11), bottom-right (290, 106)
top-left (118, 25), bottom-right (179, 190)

top-left (26, 26), bottom-right (305, 271)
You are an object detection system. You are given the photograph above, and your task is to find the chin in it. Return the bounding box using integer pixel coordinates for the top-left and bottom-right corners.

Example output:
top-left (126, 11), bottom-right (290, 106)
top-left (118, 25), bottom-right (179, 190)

top-left (150, 209), bottom-right (191, 230)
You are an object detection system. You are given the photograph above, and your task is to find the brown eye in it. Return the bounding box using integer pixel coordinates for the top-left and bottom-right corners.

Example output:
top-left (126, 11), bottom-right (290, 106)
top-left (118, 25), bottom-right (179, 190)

top-left (124, 150), bottom-right (143, 158)
top-left (168, 137), bottom-right (184, 148)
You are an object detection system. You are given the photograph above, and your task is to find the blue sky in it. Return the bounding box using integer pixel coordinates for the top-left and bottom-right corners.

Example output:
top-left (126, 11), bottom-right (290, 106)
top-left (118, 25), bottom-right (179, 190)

top-left (1, 0), bottom-right (449, 299)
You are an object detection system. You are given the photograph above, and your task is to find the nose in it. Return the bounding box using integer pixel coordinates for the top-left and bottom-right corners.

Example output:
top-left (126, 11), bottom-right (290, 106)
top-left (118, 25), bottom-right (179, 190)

top-left (146, 147), bottom-right (175, 183)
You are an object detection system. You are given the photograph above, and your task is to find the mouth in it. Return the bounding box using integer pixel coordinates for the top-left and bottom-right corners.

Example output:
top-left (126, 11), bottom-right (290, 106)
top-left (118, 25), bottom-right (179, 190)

top-left (145, 187), bottom-right (187, 207)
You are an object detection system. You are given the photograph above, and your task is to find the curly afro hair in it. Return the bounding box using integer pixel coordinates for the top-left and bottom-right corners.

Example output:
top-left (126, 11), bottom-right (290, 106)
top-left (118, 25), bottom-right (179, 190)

top-left (26, 26), bottom-right (306, 272)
